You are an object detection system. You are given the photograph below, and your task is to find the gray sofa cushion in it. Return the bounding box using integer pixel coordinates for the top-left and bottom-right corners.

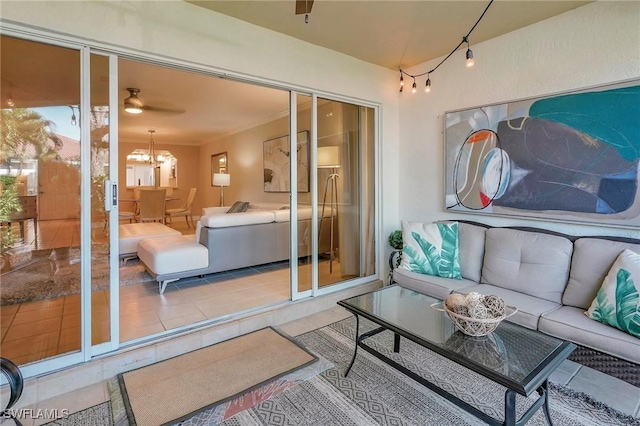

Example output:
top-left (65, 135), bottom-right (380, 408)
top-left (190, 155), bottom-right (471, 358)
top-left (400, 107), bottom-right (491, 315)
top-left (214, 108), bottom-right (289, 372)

top-left (539, 306), bottom-right (640, 364)
top-left (455, 284), bottom-right (561, 330)
top-left (392, 268), bottom-right (476, 300)
top-left (481, 228), bottom-right (573, 304)
top-left (457, 222), bottom-right (486, 282)
top-left (563, 238), bottom-right (640, 310)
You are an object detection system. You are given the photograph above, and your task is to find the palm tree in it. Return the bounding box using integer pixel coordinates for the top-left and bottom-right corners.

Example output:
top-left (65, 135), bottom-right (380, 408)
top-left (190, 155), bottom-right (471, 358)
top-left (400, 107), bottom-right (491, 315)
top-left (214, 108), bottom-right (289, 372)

top-left (0, 108), bottom-right (61, 172)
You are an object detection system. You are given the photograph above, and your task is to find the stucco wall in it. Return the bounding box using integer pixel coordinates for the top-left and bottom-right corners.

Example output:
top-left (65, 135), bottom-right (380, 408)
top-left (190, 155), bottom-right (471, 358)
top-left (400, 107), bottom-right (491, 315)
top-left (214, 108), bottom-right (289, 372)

top-left (398, 1), bottom-right (640, 238)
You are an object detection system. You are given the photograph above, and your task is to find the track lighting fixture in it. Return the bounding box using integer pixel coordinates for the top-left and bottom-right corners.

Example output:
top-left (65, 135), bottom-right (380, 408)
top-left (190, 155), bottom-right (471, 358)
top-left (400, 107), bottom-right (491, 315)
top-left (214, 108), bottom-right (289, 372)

top-left (398, 0), bottom-right (492, 94)
top-left (412, 78), bottom-right (417, 94)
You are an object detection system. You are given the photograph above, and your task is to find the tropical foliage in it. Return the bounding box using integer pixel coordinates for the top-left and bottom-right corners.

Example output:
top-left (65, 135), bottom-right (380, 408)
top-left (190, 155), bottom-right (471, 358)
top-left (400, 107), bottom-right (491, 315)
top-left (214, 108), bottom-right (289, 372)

top-left (1, 108), bottom-right (61, 169)
top-left (402, 223), bottom-right (461, 279)
top-left (0, 176), bottom-right (21, 252)
top-left (590, 268), bottom-right (640, 338)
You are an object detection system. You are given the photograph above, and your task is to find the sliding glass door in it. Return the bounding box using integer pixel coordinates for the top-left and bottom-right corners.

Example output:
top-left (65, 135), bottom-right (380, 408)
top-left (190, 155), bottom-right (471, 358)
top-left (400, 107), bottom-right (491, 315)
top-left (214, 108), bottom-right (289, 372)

top-left (315, 99), bottom-right (376, 290)
top-left (0, 34), bottom-right (120, 375)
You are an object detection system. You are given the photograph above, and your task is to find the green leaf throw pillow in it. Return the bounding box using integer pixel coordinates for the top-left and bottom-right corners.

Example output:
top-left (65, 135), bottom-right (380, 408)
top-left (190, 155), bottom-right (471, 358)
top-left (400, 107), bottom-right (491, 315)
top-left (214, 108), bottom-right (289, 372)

top-left (585, 249), bottom-right (640, 338)
top-left (398, 221), bottom-right (461, 279)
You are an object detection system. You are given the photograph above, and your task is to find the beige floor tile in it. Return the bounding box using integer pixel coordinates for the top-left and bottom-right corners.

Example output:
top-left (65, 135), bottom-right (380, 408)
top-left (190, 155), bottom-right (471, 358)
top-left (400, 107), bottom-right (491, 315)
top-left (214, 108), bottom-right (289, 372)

top-left (1, 330), bottom-right (59, 360)
top-left (161, 311), bottom-right (208, 330)
top-left (58, 327), bottom-right (81, 348)
top-left (120, 322), bottom-right (165, 342)
top-left (12, 305), bottom-right (64, 325)
top-left (3, 317), bottom-right (61, 341)
top-left (1, 304), bottom-right (20, 317)
top-left (57, 343), bottom-right (82, 355)
top-left (18, 298), bottom-right (65, 313)
top-left (155, 302), bottom-right (201, 321)
top-left (60, 313), bottom-right (81, 330)
top-left (119, 309), bottom-right (160, 328)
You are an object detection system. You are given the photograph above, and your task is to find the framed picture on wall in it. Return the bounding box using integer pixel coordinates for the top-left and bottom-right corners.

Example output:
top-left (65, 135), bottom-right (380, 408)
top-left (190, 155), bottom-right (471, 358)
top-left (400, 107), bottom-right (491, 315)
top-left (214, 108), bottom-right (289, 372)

top-left (263, 130), bottom-right (310, 193)
top-left (444, 79), bottom-right (640, 228)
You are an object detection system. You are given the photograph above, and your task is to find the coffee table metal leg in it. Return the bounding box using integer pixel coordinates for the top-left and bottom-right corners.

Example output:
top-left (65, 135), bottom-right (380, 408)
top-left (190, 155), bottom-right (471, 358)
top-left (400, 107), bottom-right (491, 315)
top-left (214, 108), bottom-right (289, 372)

top-left (505, 390), bottom-right (516, 426)
top-left (540, 380), bottom-right (554, 426)
top-left (393, 333), bottom-right (400, 353)
top-left (344, 314), bottom-right (360, 377)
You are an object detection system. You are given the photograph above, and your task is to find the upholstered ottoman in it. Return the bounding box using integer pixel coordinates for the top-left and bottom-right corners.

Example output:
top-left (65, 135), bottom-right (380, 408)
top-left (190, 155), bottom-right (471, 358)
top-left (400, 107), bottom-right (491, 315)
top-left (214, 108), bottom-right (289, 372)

top-left (137, 235), bottom-right (209, 294)
top-left (119, 223), bottom-right (181, 262)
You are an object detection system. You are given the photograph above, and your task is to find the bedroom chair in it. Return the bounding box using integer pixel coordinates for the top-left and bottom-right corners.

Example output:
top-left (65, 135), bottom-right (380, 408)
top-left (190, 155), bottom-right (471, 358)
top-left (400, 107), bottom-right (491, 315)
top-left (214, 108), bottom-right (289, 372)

top-left (119, 188), bottom-right (140, 223)
top-left (165, 187), bottom-right (197, 228)
top-left (136, 189), bottom-right (166, 224)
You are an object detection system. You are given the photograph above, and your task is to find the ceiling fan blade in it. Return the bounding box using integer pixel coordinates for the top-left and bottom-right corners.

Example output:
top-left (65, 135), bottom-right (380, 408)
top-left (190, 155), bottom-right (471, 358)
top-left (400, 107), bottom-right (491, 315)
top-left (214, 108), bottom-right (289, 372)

top-left (295, 0), bottom-right (313, 15)
top-left (143, 105), bottom-right (186, 114)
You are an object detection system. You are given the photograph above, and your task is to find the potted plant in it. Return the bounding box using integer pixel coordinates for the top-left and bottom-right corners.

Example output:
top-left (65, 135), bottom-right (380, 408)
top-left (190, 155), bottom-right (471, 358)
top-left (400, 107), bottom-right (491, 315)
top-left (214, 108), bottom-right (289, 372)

top-left (388, 230), bottom-right (403, 251)
top-left (387, 230), bottom-right (403, 277)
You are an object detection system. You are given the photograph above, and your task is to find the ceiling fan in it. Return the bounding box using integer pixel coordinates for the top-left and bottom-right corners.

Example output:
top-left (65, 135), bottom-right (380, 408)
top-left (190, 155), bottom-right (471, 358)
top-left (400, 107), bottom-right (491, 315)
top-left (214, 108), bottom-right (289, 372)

top-left (295, 0), bottom-right (314, 23)
top-left (123, 88), bottom-right (185, 114)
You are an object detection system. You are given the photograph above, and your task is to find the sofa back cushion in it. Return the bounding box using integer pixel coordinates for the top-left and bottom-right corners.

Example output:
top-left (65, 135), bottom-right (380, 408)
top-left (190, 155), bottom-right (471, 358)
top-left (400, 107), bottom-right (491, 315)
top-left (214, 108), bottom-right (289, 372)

top-left (457, 222), bottom-right (486, 282)
top-left (563, 238), bottom-right (640, 309)
top-left (481, 228), bottom-right (573, 303)
top-left (201, 210), bottom-right (275, 228)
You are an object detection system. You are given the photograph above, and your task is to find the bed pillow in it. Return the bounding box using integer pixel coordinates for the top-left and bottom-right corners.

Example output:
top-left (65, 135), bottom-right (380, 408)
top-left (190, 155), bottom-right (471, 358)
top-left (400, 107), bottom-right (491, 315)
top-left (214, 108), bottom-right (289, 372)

top-left (226, 201), bottom-right (249, 214)
top-left (399, 221), bottom-right (461, 279)
top-left (585, 249), bottom-right (640, 338)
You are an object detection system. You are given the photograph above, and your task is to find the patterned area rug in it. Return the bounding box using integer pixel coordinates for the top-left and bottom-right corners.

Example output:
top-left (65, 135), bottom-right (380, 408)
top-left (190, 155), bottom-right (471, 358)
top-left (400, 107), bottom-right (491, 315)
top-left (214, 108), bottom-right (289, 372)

top-left (52, 318), bottom-right (640, 425)
top-left (0, 245), bottom-right (153, 306)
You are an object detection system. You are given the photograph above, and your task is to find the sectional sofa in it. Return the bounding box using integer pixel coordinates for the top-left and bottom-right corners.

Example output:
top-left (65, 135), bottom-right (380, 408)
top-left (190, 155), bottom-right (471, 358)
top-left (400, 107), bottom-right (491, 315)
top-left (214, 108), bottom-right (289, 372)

top-left (137, 202), bottom-right (333, 293)
top-left (391, 220), bottom-right (640, 383)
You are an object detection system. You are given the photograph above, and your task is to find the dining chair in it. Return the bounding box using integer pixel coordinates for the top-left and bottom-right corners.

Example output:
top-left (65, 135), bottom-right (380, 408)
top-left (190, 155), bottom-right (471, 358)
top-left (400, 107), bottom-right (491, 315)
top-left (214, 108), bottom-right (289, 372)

top-left (136, 189), bottom-right (167, 224)
top-left (165, 187), bottom-right (197, 228)
top-left (119, 188), bottom-right (140, 223)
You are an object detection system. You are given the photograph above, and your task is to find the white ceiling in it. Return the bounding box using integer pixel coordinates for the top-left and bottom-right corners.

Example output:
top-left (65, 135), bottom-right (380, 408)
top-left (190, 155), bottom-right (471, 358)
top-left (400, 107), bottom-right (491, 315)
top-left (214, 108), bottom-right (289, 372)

top-left (187, 0), bottom-right (591, 70)
top-left (1, 1), bottom-right (590, 146)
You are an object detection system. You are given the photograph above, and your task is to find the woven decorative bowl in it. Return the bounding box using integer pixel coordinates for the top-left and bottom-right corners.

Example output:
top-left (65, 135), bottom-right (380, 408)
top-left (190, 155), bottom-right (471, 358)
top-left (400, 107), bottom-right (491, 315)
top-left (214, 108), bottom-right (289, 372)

top-left (431, 302), bottom-right (517, 337)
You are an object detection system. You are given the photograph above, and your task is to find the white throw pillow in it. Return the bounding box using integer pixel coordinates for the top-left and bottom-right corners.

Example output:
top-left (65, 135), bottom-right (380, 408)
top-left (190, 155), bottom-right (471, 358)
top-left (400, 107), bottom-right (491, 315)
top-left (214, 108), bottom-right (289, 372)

top-left (399, 221), bottom-right (461, 279)
top-left (585, 249), bottom-right (640, 338)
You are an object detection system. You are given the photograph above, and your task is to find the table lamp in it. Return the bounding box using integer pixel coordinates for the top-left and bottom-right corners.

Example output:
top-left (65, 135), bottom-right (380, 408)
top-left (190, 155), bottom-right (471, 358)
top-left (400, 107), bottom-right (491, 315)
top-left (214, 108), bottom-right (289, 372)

top-left (212, 173), bottom-right (230, 207)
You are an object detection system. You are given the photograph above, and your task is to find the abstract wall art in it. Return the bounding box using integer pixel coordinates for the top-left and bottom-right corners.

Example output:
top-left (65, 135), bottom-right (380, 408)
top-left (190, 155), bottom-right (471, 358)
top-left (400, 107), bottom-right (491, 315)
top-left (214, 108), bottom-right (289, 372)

top-left (444, 80), bottom-right (640, 227)
top-left (263, 130), bottom-right (310, 193)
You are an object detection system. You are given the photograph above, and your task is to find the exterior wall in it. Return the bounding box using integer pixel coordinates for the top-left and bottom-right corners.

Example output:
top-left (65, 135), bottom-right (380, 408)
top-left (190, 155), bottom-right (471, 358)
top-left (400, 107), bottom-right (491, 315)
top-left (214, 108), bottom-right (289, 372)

top-left (398, 1), bottom-right (640, 238)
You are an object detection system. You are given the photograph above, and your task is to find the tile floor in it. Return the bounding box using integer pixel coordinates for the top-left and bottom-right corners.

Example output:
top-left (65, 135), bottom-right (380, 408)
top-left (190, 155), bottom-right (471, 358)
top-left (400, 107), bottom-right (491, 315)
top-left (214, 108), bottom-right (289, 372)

top-left (8, 306), bottom-right (639, 426)
top-left (1, 218), bottom-right (354, 364)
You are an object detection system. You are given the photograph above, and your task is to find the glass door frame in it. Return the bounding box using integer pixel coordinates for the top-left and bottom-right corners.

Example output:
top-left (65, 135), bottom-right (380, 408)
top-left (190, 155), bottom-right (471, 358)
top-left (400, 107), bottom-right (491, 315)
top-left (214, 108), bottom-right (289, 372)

top-left (87, 50), bottom-right (120, 357)
top-left (289, 92), bottom-right (382, 301)
top-left (0, 26), bottom-right (121, 378)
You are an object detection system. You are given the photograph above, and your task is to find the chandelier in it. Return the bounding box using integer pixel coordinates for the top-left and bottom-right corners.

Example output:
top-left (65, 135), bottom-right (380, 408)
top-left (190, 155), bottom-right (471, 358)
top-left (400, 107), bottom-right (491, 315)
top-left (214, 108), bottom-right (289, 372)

top-left (147, 130), bottom-right (165, 165)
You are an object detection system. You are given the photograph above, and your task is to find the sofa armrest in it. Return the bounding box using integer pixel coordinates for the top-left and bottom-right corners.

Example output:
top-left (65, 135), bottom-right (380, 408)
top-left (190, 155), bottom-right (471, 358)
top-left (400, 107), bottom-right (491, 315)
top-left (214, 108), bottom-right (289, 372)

top-left (202, 206), bottom-right (230, 216)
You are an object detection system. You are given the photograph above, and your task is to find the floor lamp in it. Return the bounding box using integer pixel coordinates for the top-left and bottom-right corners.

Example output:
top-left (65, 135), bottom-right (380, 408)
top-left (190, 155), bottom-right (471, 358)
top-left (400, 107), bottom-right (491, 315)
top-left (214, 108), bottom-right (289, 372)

top-left (318, 146), bottom-right (340, 273)
top-left (212, 173), bottom-right (230, 207)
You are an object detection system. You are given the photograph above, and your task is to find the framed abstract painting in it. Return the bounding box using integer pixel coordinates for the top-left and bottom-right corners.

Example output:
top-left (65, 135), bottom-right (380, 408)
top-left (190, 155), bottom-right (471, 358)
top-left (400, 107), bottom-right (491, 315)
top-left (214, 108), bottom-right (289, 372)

top-left (444, 79), bottom-right (640, 228)
top-left (263, 130), bottom-right (310, 193)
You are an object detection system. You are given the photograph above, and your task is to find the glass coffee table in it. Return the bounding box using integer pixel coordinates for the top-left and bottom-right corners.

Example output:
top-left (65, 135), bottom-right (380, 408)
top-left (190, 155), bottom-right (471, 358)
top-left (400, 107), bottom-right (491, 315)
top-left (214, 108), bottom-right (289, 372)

top-left (338, 285), bottom-right (576, 426)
